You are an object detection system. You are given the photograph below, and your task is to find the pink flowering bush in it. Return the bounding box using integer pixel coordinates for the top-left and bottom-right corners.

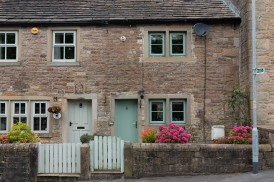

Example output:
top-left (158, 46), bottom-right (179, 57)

top-left (155, 124), bottom-right (191, 144)
top-left (228, 126), bottom-right (252, 144)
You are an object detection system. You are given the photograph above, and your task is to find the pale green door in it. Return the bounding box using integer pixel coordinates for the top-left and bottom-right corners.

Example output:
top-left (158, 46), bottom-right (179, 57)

top-left (115, 99), bottom-right (138, 143)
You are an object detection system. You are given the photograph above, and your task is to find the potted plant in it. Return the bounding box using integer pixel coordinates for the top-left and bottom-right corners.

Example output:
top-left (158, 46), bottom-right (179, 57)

top-left (48, 106), bottom-right (62, 119)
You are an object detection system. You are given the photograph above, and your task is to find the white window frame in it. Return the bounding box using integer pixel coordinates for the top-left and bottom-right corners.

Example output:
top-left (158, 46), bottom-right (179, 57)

top-left (0, 31), bottom-right (18, 62)
top-left (52, 31), bottom-right (76, 62)
top-left (12, 101), bottom-right (28, 125)
top-left (170, 100), bottom-right (186, 124)
top-left (149, 100), bottom-right (166, 124)
top-left (0, 101), bottom-right (8, 133)
top-left (32, 101), bottom-right (49, 133)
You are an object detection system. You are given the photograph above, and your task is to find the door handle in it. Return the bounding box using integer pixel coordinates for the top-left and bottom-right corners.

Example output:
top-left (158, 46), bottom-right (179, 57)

top-left (70, 122), bottom-right (72, 126)
top-left (132, 121), bottom-right (137, 128)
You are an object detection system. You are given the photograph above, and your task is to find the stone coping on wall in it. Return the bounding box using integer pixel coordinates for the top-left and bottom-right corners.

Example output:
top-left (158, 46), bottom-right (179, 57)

top-left (131, 143), bottom-right (272, 151)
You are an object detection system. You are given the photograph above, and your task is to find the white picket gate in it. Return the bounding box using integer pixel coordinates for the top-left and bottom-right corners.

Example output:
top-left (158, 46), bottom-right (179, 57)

top-left (90, 136), bottom-right (124, 172)
top-left (38, 143), bottom-right (81, 174)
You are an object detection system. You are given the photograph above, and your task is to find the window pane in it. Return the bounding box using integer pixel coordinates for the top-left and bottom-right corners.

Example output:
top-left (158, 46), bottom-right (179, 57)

top-left (65, 33), bottom-right (74, 44)
top-left (6, 33), bottom-right (15, 44)
top-left (172, 102), bottom-right (184, 111)
top-left (0, 47), bottom-right (5, 59)
top-left (14, 103), bottom-right (19, 114)
top-left (35, 103), bottom-right (40, 114)
top-left (172, 112), bottom-right (184, 121)
top-left (65, 47), bottom-right (75, 59)
top-left (151, 102), bottom-right (163, 111)
top-left (54, 46), bottom-right (64, 59)
top-left (21, 117), bottom-right (27, 123)
top-left (0, 117), bottom-right (7, 130)
top-left (172, 34), bottom-right (183, 44)
top-left (152, 112), bottom-right (163, 121)
top-left (172, 45), bottom-right (184, 54)
top-left (6, 47), bottom-right (16, 59)
top-left (41, 117), bottom-right (47, 131)
top-left (13, 117), bottom-right (19, 124)
top-left (21, 103), bottom-right (26, 114)
top-left (55, 33), bottom-right (64, 43)
top-left (151, 45), bottom-right (163, 54)
top-left (34, 117), bottom-right (39, 130)
top-left (0, 33), bottom-right (5, 44)
top-left (151, 35), bottom-right (163, 44)
top-left (41, 103), bottom-right (46, 114)
top-left (0, 103), bottom-right (5, 114)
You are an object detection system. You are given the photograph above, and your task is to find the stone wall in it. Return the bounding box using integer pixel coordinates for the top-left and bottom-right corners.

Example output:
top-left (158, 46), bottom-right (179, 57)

top-left (0, 23), bottom-right (241, 142)
top-left (124, 143), bottom-right (274, 179)
top-left (230, 0), bottom-right (274, 125)
top-left (0, 144), bottom-right (38, 182)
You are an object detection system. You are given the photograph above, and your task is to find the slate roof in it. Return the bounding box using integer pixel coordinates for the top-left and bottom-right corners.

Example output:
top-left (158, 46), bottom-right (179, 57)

top-left (0, 0), bottom-right (240, 25)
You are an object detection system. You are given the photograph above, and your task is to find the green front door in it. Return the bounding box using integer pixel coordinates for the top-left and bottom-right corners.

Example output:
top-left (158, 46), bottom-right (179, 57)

top-left (115, 99), bottom-right (138, 142)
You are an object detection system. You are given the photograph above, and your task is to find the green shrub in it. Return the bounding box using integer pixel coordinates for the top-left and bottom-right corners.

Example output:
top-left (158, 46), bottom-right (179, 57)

top-left (8, 122), bottom-right (40, 143)
top-left (80, 133), bottom-right (94, 143)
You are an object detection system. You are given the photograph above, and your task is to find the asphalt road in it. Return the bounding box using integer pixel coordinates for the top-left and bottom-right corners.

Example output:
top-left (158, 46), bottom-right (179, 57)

top-left (87, 169), bottom-right (274, 182)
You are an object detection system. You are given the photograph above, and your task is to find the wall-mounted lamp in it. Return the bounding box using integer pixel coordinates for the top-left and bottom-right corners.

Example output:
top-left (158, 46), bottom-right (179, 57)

top-left (138, 89), bottom-right (145, 108)
top-left (53, 96), bottom-right (58, 102)
top-left (138, 89), bottom-right (145, 99)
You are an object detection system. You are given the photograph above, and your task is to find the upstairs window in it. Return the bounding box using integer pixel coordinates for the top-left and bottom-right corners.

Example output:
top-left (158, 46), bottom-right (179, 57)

top-left (170, 32), bottom-right (186, 56)
top-left (0, 31), bottom-right (18, 62)
top-left (0, 102), bottom-right (7, 132)
top-left (149, 32), bottom-right (165, 57)
top-left (147, 31), bottom-right (187, 58)
top-left (53, 31), bottom-right (76, 62)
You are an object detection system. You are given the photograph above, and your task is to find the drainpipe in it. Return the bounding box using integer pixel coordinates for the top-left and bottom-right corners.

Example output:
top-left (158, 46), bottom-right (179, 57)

top-left (251, 0), bottom-right (259, 174)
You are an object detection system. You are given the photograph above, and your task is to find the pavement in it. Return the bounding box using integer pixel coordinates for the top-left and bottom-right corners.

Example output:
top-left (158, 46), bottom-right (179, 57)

top-left (87, 169), bottom-right (274, 182)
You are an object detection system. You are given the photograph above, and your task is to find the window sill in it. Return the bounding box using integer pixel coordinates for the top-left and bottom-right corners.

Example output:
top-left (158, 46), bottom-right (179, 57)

top-left (144, 57), bottom-right (192, 62)
top-left (47, 62), bottom-right (80, 67)
top-left (37, 133), bottom-right (52, 138)
top-left (0, 62), bottom-right (21, 66)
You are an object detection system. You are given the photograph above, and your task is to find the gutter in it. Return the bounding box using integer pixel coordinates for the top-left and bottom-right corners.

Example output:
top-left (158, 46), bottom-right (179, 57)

top-left (0, 18), bottom-right (241, 27)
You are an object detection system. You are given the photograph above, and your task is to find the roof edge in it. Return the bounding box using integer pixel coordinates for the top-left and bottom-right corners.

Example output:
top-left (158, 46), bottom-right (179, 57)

top-left (0, 18), bottom-right (241, 26)
top-left (222, 0), bottom-right (241, 17)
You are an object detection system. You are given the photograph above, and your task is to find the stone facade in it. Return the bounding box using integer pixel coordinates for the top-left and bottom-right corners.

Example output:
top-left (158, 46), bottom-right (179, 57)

top-left (230, 0), bottom-right (274, 126)
top-left (0, 22), bottom-right (240, 143)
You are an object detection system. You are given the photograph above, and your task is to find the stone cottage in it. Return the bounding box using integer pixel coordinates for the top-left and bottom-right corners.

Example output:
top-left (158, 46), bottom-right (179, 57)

top-left (229, 0), bottom-right (274, 130)
top-left (0, 0), bottom-right (241, 143)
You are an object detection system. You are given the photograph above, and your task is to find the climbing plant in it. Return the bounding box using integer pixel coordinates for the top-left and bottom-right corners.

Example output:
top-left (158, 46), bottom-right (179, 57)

top-left (228, 87), bottom-right (251, 126)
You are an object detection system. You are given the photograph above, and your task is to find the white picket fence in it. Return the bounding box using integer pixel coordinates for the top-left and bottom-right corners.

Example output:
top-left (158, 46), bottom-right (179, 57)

top-left (38, 143), bottom-right (81, 174)
top-left (90, 136), bottom-right (124, 172)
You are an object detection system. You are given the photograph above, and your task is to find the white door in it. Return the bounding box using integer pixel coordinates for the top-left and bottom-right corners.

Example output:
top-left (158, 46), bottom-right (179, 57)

top-left (68, 100), bottom-right (92, 143)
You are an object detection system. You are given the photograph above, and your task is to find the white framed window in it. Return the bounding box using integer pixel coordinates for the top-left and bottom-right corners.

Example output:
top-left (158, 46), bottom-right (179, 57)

top-left (149, 100), bottom-right (166, 124)
top-left (170, 32), bottom-right (186, 56)
top-left (32, 101), bottom-right (49, 133)
top-left (0, 101), bottom-right (8, 132)
top-left (12, 101), bottom-right (28, 124)
top-left (52, 31), bottom-right (76, 62)
top-left (0, 31), bottom-right (18, 62)
top-left (170, 100), bottom-right (186, 124)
